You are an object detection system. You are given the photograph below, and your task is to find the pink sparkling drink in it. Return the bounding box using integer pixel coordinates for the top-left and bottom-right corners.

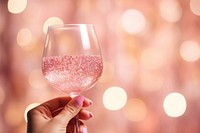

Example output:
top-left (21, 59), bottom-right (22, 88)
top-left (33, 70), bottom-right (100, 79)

top-left (42, 55), bottom-right (103, 95)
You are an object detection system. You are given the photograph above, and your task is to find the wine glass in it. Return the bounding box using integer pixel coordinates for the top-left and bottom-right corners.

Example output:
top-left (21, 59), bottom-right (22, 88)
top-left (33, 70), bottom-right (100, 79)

top-left (42, 24), bottom-right (103, 132)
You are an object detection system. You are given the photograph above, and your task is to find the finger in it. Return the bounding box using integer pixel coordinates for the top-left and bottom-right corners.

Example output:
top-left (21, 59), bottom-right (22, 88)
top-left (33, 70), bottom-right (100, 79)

top-left (38, 97), bottom-right (72, 113)
top-left (54, 95), bottom-right (84, 124)
top-left (27, 97), bottom-right (72, 119)
top-left (83, 97), bottom-right (93, 107)
top-left (66, 120), bottom-right (87, 133)
top-left (51, 97), bottom-right (93, 117)
top-left (38, 97), bottom-right (92, 113)
top-left (78, 109), bottom-right (93, 120)
top-left (31, 96), bottom-right (92, 118)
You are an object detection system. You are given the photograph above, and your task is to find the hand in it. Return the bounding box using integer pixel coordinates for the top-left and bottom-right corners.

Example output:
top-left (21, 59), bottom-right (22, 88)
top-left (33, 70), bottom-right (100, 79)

top-left (26, 96), bottom-right (93, 133)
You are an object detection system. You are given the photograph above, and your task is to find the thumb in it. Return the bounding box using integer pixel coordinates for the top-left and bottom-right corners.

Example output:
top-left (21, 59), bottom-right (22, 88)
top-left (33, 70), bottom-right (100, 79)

top-left (54, 96), bottom-right (84, 124)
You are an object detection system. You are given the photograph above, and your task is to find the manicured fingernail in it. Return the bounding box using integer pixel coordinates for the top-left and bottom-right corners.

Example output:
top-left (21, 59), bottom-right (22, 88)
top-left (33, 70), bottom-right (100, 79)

top-left (89, 112), bottom-right (94, 118)
top-left (85, 98), bottom-right (93, 105)
top-left (74, 96), bottom-right (84, 106)
top-left (89, 100), bottom-right (93, 105)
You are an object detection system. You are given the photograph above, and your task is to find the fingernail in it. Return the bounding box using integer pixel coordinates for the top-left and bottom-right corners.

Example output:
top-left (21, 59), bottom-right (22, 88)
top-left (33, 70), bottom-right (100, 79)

top-left (74, 96), bottom-right (84, 106)
top-left (89, 112), bottom-right (94, 118)
top-left (85, 98), bottom-right (93, 105)
top-left (89, 100), bottom-right (93, 105)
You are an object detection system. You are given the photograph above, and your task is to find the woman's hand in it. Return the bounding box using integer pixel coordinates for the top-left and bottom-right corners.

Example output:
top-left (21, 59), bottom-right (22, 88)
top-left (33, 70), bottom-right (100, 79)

top-left (26, 96), bottom-right (93, 133)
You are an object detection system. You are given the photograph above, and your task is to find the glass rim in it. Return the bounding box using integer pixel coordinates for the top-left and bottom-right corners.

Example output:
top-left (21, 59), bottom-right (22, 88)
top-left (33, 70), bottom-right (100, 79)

top-left (48, 24), bottom-right (94, 29)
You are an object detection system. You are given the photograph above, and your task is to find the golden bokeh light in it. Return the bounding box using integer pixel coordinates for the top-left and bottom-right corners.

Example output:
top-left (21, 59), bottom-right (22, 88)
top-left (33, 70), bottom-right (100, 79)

top-left (190, 0), bottom-right (200, 16)
top-left (4, 102), bottom-right (23, 127)
top-left (43, 17), bottom-right (64, 34)
top-left (8, 0), bottom-right (27, 14)
top-left (163, 92), bottom-right (187, 117)
top-left (140, 47), bottom-right (165, 70)
top-left (140, 72), bottom-right (164, 91)
top-left (159, 0), bottom-right (182, 22)
top-left (103, 87), bottom-right (127, 111)
top-left (116, 55), bottom-right (138, 84)
top-left (179, 40), bottom-right (200, 62)
top-left (17, 28), bottom-right (32, 47)
top-left (123, 98), bottom-right (147, 122)
top-left (121, 9), bottom-right (146, 34)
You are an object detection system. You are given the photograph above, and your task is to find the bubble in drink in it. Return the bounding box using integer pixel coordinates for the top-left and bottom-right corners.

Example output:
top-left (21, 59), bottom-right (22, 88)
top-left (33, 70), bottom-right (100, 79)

top-left (42, 55), bottom-right (103, 95)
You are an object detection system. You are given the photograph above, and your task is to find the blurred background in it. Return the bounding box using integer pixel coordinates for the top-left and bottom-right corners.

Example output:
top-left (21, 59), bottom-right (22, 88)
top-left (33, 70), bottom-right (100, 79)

top-left (1, 0), bottom-right (200, 132)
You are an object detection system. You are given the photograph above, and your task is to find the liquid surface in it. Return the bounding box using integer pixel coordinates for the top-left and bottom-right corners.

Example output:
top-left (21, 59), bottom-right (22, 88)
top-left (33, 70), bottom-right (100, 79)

top-left (42, 55), bottom-right (103, 95)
